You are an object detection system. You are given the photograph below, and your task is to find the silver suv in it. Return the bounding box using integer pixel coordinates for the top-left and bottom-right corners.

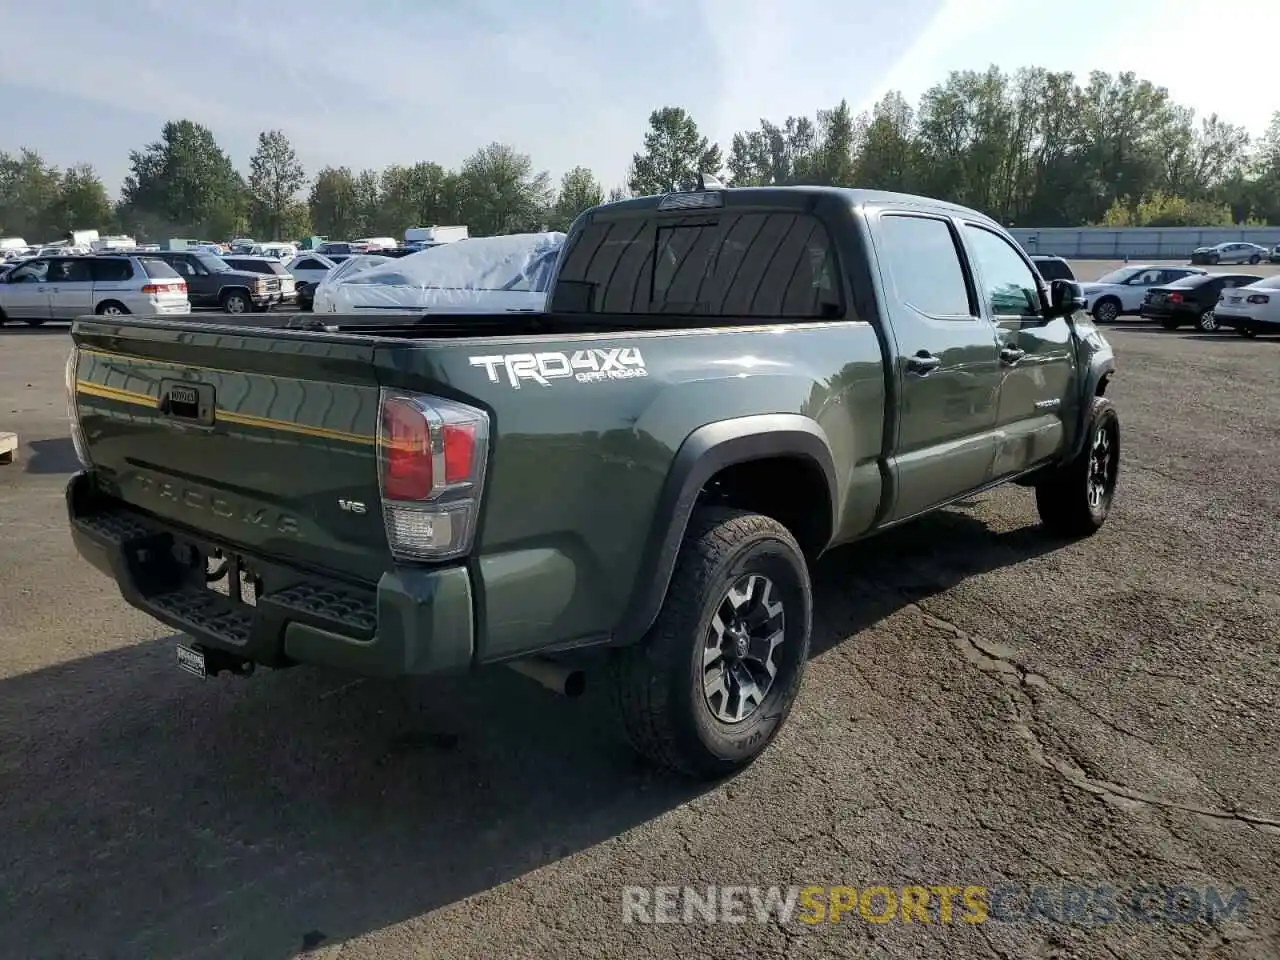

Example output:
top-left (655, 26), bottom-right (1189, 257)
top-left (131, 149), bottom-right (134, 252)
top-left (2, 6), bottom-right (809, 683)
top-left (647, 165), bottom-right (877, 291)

top-left (0, 254), bottom-right (191, 327)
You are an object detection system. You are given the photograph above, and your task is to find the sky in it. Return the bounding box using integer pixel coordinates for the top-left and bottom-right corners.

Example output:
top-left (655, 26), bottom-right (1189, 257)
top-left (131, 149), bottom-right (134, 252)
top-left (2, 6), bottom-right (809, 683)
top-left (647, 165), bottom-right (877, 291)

top-left (2, 0), bottom-right (1278, 197)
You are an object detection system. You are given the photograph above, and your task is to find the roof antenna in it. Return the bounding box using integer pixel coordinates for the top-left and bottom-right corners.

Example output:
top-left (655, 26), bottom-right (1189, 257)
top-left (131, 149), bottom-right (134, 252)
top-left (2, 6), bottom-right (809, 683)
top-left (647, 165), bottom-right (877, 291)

top-left (695, 172), bottom-right (725, 191)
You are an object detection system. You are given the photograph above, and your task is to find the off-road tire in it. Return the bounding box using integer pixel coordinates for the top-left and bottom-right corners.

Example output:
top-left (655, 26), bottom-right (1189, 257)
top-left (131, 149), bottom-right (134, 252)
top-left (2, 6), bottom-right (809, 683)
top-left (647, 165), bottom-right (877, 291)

top-left (1035, 396), bottom-right (1120, 538)
top-left (611, 507), bottom-right (812, 780)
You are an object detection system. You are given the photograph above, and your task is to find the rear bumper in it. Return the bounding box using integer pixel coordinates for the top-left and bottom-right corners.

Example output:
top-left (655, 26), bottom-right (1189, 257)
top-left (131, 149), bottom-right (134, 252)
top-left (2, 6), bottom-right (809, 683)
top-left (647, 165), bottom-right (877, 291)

top-left (66, 471), bottom-right (474, 677)
top-left (1213, 312), bottom-right (1279, 333)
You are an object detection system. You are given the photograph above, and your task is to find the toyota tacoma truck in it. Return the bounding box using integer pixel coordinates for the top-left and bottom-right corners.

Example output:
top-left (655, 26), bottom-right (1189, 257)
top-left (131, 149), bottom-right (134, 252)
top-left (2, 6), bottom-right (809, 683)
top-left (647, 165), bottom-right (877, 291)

top-left (64, 184), bottom-right (1118, 780)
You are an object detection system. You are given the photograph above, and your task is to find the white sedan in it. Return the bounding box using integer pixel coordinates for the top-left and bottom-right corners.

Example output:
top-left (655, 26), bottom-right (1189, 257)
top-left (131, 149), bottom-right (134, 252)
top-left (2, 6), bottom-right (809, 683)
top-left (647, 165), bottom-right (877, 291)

top-left (284, 253), bottom-right (338, 309)
top-left (316, 233), bottom-right (564, 317)
top-left (1078, 264), bottom-right (1206, 322)
top-left (1212, 275), bottom-right (1280, 338)
top-left (309, 255), bottom-right (394, 314)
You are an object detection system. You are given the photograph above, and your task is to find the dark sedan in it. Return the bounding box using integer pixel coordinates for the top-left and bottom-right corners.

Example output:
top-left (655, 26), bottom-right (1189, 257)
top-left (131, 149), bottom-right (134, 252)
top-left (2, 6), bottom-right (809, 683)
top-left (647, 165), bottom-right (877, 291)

top-left (1139, 272), bottom-right (1262, 331)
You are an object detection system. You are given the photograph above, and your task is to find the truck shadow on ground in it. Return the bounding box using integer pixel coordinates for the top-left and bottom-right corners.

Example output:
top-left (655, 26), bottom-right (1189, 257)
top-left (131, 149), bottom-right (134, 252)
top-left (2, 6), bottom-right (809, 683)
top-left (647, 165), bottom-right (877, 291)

top-left (0, 507), bottom-right (1064, 958)
top-left (24, 437), bottom-right (79, 474)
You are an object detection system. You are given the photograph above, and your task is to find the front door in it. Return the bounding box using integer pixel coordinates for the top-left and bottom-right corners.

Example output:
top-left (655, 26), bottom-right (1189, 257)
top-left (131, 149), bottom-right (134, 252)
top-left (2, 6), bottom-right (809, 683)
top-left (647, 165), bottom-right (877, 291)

top-left (871, 212), bottom-right (1004, 522)
top-left (45, 258), bottom-right (95, 318)
top-left (959, 223), bottom-right (1076, 479)
top-left (1, 259), bottom-right (52, 320)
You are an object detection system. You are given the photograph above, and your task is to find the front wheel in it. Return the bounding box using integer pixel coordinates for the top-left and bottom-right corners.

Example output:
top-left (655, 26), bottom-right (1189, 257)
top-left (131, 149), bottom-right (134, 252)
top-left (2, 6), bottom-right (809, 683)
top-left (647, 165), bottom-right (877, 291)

top-left (1198, 309), bottom-right (1219, 332)
top-left (1034, 397), bottom-right (1120, 538)
top-left (222, 291), bottom-right (250, 315)
top-left (611, 507), bottom-right (812, 779)
top-left (1092, 298), bottom-right (1120, 324)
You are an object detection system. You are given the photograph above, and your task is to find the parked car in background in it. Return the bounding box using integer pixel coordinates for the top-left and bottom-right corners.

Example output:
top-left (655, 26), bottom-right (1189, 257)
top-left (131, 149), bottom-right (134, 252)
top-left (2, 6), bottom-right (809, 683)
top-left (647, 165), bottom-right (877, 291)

top-left (1189, 242), bottom-right (1268, 265)
top-left (317, 242), bottom-right (356, 256)
top-left (1269, 244), bottom-right (1280, 264)
top-left (222, 256), bottom-right (298, 305)
top-left (1078, 264), bottom-right (1206, 323)
top-left (145, 250), bottom-right (284, 314)
top-left (316, 233), bottom-right (565, 316)
top-left (1139, 272), bottom-right (1262, 331)
top-left (1030, 255), bottom-right (1075, 282)
top-left (1212, 276), bottom-right (1280, 338)
top-left (0, 254), bottom-right (189, 326)
top-left (284, 253), bottom-right (337, 310)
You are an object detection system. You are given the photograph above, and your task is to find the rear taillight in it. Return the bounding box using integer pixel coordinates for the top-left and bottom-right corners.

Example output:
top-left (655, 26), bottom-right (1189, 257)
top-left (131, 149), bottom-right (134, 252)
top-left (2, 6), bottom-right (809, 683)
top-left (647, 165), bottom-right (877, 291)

top-left (1166, 293), bottom-right (1183, 303)
top-left (377, 391), bottom-right (489, 561)
top-left (1247, 294), bottom-right (1270, 304)
top-left (64, 346), bottom-right (93, 468)
top-left (141, 281), bottom-right (185, 295)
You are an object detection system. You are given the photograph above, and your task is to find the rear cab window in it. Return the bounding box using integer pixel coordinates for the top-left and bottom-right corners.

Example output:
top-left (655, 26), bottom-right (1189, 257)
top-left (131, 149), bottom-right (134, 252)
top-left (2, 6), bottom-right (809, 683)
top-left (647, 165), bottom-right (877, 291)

top-left (550, 210), bottom-right (845, 322)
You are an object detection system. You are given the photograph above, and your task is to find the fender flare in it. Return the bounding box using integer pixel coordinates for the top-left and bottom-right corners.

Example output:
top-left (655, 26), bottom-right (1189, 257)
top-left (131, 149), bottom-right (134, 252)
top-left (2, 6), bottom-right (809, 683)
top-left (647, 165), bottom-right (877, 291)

top-left (612, 413), bottom-right (838, 647)
top-left (1065, 354), bottom-right (1116, 461)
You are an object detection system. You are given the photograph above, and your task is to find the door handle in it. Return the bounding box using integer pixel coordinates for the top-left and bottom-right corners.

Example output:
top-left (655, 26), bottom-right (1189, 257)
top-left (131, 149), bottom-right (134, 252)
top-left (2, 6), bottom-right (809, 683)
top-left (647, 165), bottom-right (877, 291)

top-left (1000, 346), bottom-right (1025, 365)
top-left (906, 351), bottom-right (942, 375)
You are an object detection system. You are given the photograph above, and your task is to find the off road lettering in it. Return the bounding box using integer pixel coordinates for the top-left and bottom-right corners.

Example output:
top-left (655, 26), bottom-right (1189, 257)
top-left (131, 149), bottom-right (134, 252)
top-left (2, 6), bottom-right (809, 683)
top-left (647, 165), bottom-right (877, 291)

top-left (470, 348), bottom-right (647, 388)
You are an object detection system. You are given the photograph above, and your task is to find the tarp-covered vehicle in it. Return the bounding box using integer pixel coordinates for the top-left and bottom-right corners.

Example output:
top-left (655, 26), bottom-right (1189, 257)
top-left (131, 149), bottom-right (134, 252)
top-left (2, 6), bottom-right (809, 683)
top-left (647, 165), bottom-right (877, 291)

top-left (312, 232), bottom-right (564, 316)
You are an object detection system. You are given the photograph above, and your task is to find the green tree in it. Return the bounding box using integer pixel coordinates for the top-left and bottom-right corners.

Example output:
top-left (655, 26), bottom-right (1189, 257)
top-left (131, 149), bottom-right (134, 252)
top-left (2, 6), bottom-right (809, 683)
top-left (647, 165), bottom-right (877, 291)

top-left (307, 165), bottom-right (359, 238)
top-left (46, 164), bottom-right (113, 234)
top-left (852, 92), bottom-right (919, 192)
top-left (550, 166), bottom-right (604, 230)
top-left (247, 130), bottom-right (307, 240)
top-left (628, 107), bottom-right (723, 195)
top-left (379, 161), bottom-right (460, 234)
top-left (0, 149), bottom-right (62, 239)
top-left (458, 143), bottom-right (552, 235)
top-left (350, 169), bottom-right (382, 237)
top-left (121, 120), bottom-right (246, 237)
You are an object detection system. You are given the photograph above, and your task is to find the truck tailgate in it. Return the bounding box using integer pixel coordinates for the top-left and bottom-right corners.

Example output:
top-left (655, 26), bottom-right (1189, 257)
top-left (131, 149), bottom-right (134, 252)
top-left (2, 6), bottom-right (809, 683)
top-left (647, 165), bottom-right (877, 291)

top-left (71, 319), bottom-right (392, 584)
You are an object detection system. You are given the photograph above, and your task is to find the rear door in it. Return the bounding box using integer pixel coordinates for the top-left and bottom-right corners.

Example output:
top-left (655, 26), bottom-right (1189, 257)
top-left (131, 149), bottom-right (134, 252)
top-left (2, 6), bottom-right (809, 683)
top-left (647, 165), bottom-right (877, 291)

top-left (47, 257), bottom-right (95, 318)
top-left (870, 212), bottom-right (1003, 521)
top-left (89, 256), bottom-right (135, 309)
top-left (960, 221), bottom-right (1076, 478)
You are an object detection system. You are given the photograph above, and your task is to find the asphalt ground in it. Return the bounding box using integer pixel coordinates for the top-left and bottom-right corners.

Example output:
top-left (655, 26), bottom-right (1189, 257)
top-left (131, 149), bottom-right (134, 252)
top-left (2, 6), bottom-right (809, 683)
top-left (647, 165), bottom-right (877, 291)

top-left (0, 262), bottom-right (1277, 959)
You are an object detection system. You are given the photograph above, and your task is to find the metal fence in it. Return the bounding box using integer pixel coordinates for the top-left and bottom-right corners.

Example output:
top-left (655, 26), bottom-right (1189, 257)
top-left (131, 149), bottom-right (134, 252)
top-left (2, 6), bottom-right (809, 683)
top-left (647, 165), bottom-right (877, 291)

top-left (1009, 227), bottom-right (1280, 260)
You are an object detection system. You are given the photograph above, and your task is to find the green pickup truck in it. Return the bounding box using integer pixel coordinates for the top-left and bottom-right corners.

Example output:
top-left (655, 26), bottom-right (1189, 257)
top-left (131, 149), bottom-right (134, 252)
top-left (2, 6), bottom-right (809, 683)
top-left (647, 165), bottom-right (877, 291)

top-left (64, 184), bottom-right (1118, 780)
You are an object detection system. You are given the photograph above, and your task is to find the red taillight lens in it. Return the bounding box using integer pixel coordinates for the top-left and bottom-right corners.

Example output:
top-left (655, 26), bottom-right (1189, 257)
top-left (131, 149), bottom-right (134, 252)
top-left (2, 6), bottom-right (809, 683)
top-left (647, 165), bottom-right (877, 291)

top-left (380, 398), bottom-right (434, 500)
top-left (443, 423), bottom-right (475, 483)
top-left (1247, 294), bottom-right (1270, 304)
top-left (1166, 292), bottom-right (1182, 303)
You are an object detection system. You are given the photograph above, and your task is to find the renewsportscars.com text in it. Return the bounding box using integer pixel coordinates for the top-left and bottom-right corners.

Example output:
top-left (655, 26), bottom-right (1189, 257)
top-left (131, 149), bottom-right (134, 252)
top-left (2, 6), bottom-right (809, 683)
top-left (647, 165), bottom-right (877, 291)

top-left (621, 884), bottom-right (1249, 926)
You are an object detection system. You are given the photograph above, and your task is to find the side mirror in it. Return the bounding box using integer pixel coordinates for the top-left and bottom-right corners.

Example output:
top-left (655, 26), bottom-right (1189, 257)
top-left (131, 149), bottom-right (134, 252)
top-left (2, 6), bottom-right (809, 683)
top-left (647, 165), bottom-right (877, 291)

top-left (1046, 279), bottom-right (1085, 319)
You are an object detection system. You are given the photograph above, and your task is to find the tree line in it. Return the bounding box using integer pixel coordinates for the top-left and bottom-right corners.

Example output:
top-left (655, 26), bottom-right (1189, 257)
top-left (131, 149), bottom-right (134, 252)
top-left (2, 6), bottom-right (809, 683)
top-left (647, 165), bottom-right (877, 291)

top-left (3, 65), bottom-right (1280, 246)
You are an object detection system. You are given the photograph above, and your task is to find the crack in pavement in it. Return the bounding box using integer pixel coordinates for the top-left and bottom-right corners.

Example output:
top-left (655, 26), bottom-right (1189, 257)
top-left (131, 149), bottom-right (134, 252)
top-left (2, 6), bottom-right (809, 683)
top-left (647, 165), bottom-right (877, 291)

top-left (909, 603), bottom-right (1280, 836)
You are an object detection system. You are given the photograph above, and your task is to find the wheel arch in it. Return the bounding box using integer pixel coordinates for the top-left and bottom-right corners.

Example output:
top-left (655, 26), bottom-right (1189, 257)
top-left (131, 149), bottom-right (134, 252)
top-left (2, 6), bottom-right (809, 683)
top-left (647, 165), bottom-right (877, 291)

top-left (612, 414), bottom-right (838, 647)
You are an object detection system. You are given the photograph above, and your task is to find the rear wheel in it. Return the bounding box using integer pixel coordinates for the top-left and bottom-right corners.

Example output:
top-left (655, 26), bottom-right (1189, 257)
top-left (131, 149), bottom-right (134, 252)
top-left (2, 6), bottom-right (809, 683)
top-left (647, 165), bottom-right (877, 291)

top-left (95, 301), bottom-right (128, 317)
top-left (1197, 309), bottom-right (1219, 332)
top-left (1209, 254), bottom-right (1220, 265)
top-left (1035, 397), bottom-right (1120, 538)
top-left (611, 507), bottom-right (812, 779)
top-left (1249, 255), bottom-right (1261, 264)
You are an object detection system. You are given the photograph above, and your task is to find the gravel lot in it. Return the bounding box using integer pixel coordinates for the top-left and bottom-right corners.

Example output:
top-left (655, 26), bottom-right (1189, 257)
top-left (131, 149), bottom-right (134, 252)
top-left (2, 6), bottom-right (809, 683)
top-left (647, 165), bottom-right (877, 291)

top-left (1, 271), bottom-right (1277, 960)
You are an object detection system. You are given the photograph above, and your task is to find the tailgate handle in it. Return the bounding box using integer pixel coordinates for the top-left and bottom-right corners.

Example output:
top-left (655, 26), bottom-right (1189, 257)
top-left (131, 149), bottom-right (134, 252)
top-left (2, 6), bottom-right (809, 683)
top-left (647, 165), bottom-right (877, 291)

top-left (159, 379), bottom-right (215, 426)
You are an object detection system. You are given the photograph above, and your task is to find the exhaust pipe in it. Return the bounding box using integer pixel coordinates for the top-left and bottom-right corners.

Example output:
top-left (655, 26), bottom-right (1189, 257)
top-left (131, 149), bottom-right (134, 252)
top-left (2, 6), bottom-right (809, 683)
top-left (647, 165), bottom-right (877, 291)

top-left (507, 657), bottom-right (586, 698)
